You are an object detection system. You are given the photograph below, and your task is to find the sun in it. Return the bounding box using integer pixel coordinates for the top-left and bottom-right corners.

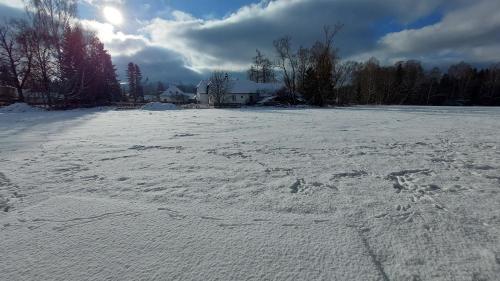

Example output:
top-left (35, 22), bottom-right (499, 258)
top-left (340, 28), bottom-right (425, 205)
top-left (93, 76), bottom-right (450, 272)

top-left (103, 6), bottom-right (123, 26)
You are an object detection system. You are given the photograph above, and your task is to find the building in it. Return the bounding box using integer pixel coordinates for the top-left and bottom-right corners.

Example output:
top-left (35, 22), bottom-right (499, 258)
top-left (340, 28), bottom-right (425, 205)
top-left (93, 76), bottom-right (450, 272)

top-left (0, 86), bottom-right (18, 106)
top-left (196, 79), bottom-right (283, 106)
top-left (144, 85), bottom-right (196, 104)
top-left (160, 85), bottom-right (196, 104)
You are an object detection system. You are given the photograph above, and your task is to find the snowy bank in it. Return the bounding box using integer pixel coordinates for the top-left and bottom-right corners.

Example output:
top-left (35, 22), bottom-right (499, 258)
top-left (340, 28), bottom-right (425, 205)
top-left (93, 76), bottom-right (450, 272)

top-left (0, 103), bottom-right (44, 113)
top-left (141, 102), bottom-right (178, 111)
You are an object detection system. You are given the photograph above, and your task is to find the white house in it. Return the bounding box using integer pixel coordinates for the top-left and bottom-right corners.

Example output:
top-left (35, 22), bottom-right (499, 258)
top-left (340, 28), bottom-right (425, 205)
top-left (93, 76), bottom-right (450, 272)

top-left (144, 85), bottom-right (196, 104)
top-left (196, 79), bottom-right (282, 106)
top-left (165, 86), bottom-right (196, 104)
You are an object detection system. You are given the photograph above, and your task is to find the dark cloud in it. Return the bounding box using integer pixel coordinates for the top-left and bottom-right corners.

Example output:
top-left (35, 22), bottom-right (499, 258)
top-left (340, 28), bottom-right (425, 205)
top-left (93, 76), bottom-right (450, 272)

top-left (112, 46), bottom-right (202, 83)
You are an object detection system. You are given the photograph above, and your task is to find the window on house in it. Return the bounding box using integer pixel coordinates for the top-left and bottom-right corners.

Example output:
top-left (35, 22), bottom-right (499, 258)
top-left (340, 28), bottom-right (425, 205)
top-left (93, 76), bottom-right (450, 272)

top-left (232, 95), bottom-right (236, 101)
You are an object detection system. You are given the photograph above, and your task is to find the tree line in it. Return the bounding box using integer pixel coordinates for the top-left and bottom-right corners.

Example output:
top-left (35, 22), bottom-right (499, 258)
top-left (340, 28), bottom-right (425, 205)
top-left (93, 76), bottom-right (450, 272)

top-left (0, 0), bottom-right (121, 108)
top-left (247, 25), bottom-right (500, 106)
top-left (344, 59), bottom-right (500, 106)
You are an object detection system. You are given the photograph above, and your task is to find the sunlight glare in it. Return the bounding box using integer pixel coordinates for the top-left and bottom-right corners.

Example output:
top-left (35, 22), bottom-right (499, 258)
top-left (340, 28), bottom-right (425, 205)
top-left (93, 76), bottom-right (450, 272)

top-left (103, 6), bottom-right (123, 26)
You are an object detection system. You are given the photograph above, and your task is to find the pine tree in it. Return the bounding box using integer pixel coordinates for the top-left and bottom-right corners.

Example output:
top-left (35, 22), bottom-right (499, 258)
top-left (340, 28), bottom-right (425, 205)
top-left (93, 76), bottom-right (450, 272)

top-left (127, 62), bottom-right (136, 102)
top-left (102, 52), bottom-right (121, 103)
top-left (156, 81), bottom-right (165, 101)
top-left (60, 25), bottom-right (87, 105)
top-left (86, 35), bottom-right (104, 104)
top-left (134, 64), bottom-right (143, 101)
top-left (157, 81), bottom-right (165, 93)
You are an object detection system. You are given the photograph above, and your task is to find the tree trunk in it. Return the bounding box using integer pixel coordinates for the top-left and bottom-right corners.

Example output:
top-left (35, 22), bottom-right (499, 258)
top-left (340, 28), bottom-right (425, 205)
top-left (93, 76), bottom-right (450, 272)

top-left (16, 87), bottom-right (24, 102)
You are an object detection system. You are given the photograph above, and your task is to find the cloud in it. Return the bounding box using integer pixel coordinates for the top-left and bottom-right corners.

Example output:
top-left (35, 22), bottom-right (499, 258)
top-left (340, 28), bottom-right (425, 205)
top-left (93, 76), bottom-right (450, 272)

top-left (0, 2), bottom-right (24, 20)
top-left (82, 0), bottom-right (123, 7)
top-left (0, 0), bottom-right (23, 9)
top-left (373, 0), bottom-right (500, 64)
top-left (80, 20), bottom-right (148, 56)
top-left (112, 46), bottom-right (202, 83)
top-left (78, 19), bottom-right (202, 82)
top-left (141, 0), bottom-right (471, 73)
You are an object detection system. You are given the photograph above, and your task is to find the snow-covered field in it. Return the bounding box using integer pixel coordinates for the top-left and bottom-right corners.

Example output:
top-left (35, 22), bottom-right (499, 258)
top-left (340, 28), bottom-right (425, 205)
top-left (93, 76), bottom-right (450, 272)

top-left (1, 106), bottom-right (499, 280)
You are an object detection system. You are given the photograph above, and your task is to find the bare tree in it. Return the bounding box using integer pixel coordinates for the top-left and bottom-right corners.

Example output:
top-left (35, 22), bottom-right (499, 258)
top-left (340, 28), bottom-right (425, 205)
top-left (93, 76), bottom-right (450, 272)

top-left (29, 24), bottom-right (55, 106)
top-left (306, 24), bottom-right (343, 106)
top-left (0, 20), bottom-right (33, 101)
top-left (273, 36), bottom-right (297, 102)
top-left (296, 46), bottom-right (311, 94)
top-left (448, 62), bottom-right (474, 100)
top-left (26, 0), bottom-right (77, 62)
top-left (248, 49), bottom-right (276, 83)
top-left (397, 60), bottom-right (425, 104)
top-left (24, 0), bottom-right (77, 106)
top-left (325, 24), bottom-right (343, 86)
top-left (334, 61), bottom-right (359, 104)
top-left (425, 67), bottom-right (441, 105)
top-left (208, 71), bottom-right (232, 106)
top-left (487, 63), bottom-right (500, 98)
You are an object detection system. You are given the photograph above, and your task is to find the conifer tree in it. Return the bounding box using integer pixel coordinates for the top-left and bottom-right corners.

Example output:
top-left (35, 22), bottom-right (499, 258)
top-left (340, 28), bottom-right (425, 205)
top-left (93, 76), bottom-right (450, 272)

top-left (60, 25), bottom-right (86, 105)
top-left (134, 64), bottom-right (143, 101)
top-left (127, 62), bottom-right (136, 102)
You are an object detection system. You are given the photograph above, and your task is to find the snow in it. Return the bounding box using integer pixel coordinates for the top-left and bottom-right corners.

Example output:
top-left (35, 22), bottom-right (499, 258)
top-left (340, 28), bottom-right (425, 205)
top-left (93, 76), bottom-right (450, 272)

top-left (141, 102), bottom-right (178, 111)
top-left (1, 106), bottom-right (499, 280)
top-left (0, 102), bottom-right (44, 113)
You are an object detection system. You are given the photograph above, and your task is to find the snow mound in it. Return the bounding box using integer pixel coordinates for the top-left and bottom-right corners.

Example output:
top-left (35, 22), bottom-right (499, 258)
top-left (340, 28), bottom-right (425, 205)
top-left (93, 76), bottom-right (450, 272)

top-left (0, 103), bottom-right (44, 113)
top-left (141, 102), bottom-right (178, 111)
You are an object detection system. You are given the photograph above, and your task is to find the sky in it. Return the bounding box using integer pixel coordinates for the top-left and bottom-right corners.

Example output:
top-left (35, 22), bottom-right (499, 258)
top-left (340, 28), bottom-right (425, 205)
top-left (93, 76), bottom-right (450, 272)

top-left (1, 0), bottom-right (499, 84)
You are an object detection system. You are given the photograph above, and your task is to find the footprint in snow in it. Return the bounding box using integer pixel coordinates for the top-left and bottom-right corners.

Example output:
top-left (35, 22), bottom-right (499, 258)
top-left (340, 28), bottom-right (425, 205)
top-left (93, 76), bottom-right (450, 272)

top-left (218, 223), bottom-right (254, 229)
top-left (200, 216), bottom-right (223, 221)
top-left (172, 133), bottom-right (198, 138)
top-left (253, 218), bottom-right (271, 222)
top-left (330, 170), bottom-right (368, 180)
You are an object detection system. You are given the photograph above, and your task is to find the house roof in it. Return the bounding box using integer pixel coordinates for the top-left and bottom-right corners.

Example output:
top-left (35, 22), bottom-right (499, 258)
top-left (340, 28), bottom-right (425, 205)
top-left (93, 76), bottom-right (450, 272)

top-left (159, 86), bottom-right (196, 100)
top-left (196, 80), bottom-right (208, 89)
top-left (160, 85), bottom-right (184, 97)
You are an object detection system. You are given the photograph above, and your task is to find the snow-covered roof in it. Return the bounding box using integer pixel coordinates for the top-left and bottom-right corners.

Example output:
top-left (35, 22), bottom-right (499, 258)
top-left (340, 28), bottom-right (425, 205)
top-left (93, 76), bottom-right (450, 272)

top-left (231, 80), bottom-right (257, 94)
top-left (160, 85), bottom-right (184, 97)
top-left (196, 80), bottom-right (208, 89)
